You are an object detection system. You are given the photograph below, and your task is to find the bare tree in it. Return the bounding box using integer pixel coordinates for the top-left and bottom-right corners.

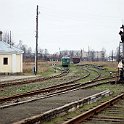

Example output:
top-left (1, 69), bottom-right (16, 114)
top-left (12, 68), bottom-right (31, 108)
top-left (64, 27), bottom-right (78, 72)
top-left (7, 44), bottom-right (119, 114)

top-left (3, 31), bottom-right (9, 43)
top-left (27, 47), bottom-right (32, 55)
top-left (3, 31), bottom-right (14, 46)
top-left (69, 50), bottom-right (74, 58)
top-left (39, 48), bottom-right (43, 59)
top-left (116, 46), bottom-right (121, 62)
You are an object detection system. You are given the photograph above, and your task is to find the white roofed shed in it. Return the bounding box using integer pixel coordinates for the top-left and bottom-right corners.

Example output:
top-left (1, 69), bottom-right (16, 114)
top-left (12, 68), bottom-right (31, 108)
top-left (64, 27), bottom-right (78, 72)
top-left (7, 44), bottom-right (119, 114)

top-left (0, 32), bottom-right (24, 74)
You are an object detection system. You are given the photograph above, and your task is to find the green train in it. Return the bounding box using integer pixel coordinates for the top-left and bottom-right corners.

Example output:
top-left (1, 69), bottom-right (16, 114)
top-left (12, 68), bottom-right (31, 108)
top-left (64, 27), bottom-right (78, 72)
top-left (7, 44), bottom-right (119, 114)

top-left (61, 57), bottom-right (70, 67)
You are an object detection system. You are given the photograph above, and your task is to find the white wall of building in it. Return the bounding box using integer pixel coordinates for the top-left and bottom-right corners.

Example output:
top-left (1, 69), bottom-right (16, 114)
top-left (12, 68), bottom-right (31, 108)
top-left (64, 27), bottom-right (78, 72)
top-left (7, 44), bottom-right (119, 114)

top-left (0, 53), bottom-right (23, 73)
top-left (12, 54), bottom-right (16, 73)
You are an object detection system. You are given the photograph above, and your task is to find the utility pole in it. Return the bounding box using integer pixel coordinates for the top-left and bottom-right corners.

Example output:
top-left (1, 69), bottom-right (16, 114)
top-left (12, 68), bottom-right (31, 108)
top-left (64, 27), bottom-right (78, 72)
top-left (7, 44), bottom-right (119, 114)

top-left (112, 50), bottom-right (113, 62)
top-left (10, 31), bottom-right (11, 48)
top-left (80, 49), bottom-right (82, 61)
top-left (35, 5), bottom-right (39, 75)
top-left (88, 46), bottom-right (89, 61)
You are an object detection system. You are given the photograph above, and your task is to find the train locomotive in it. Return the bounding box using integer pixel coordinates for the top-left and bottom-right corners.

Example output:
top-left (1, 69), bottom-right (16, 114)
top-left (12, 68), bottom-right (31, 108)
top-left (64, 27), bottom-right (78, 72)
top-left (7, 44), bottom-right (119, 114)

top-left (61, 56), bottom-right (70, 67)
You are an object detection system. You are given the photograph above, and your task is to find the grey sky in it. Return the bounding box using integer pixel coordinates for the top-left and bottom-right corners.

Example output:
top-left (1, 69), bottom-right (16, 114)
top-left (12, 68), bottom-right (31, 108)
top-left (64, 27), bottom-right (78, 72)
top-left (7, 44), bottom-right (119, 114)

top-left (0, 0), bottom-right (124, 54)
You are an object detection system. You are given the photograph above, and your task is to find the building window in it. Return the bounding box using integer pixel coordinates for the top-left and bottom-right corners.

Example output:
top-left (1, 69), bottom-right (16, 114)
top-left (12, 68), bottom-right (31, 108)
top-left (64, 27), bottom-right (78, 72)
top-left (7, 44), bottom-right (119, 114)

top-left (3, 58), bottom-right (8, 65)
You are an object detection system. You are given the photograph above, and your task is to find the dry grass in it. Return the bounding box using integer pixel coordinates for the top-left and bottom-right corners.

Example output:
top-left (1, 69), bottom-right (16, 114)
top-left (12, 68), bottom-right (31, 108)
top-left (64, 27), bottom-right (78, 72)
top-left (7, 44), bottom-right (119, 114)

top-left (80, 61), bottom-right (118, 71)
top-left (23, 60), bottom-right (117, 75)
top-left (23, 61), bottom-right (61, 75)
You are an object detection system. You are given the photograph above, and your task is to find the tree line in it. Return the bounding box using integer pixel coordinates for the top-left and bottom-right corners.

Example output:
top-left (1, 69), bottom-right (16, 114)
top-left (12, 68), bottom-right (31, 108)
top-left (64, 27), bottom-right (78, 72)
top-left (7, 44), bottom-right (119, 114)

top-left (2, 31), bottom-right (120, 62)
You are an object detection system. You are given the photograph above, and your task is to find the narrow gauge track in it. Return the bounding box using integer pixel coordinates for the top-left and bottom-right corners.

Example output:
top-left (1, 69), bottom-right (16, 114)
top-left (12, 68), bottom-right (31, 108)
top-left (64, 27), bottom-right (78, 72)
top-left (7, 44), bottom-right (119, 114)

top-left (0, 76), bottom-right (115, 109)
top-left (0, 64), bottom-right (108, 90)
top-left (63, 93), bottom-right (124, 124)
top-left (78, 64), bottom-right (114, 75)
top-left (0, 65), bottom-right (113, 106)
top-left (0, 65), bottom-right (116, 124)
top-left (0, 64), bottom-right (107, 89)
top-left (6, 80), bottom-right (115, 124)
top-left (80, 64), bottom-right (115, 81)
top-left (0, 70), bottom-right (90, 104)
top-left (0, 69), bottom-right (69, 88)
top-left (88, 68), bottom-right (101, 81)
top-left (0, 67), bottom-right (88, 98)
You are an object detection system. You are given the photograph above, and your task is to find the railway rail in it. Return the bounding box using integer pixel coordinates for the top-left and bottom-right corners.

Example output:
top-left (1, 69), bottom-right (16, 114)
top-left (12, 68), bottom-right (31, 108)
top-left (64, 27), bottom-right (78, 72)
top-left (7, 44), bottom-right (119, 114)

top-left (0, 64), bottom-right (110, 89)
top-left (0, 64), bottom-right (115, 107)
top-left (0, 76), bottom-right (115, 109)
top-left (0, 66), bottom-right (90, 99)
top-left (0, 70), bottom-right (90, 105)
top-left (0, 64), bottom-right (118, 124)
top-left (0, 69), bottom-right (69, 88)
top-left (63, 93), bottom-right (124, 124)
top-left (0, 89), bottom-right (111, 124)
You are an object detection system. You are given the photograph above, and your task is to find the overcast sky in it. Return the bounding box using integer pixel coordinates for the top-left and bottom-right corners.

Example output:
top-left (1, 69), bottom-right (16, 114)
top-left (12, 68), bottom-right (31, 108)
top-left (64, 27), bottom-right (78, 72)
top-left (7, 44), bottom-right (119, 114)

top-left (0, 0), bottom-right (124, 54)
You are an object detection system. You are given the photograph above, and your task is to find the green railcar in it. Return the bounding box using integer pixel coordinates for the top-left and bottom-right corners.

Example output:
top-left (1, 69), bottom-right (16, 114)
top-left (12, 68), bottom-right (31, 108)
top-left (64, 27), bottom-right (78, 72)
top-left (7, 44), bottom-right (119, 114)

top-left (61, 57), bottom-right (70, 67)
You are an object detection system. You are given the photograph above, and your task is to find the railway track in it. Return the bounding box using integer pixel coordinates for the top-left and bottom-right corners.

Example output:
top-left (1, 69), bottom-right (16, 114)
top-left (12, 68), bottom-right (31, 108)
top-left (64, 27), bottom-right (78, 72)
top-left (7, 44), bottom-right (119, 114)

top-left (0, 69), bottom-right (69, 88)
top-left (0, 71), bottom-right (90, 106)
top-left (0, 89), bottom-right (111, 124)
top-left (63, 93), bottom-right (124, 124)
top-left (0, 65), bottom-right (114, 107)
top-left (0, 64), bottom-right (118, 124)
top-left (0, 76), bottom-right (115, 109)
top-left (0, 66), bottom-right (88, 98)
top-left (0, 64), bottom-right (107, 89)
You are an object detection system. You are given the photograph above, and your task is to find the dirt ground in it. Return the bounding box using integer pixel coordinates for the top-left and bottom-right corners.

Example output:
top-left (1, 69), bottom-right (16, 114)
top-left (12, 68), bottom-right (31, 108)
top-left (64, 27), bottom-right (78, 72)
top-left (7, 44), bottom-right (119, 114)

top-left (0, 75), bottom-right (38, 82)
top-left (0, 89), bottom-right (102, 124)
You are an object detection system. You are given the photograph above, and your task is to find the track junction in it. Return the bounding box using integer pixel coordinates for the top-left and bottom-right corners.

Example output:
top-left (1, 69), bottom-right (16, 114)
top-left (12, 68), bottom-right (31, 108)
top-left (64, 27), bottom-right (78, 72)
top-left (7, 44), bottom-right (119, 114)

top-left (0, 64), bottom-right (120, 124)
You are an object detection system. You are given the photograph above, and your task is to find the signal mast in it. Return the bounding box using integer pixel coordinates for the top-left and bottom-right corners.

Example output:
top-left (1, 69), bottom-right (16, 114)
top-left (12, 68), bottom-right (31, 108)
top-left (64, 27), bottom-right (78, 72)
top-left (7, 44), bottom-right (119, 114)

top-left (118, 25), bottom-right (124, 81)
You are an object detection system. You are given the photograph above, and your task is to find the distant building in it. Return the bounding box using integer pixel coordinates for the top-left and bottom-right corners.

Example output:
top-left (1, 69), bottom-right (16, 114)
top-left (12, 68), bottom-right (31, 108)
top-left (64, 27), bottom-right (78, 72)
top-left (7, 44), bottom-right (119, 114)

top-left (0, 31), bottom-right (24, 74)
top-left (57, 49), bottom-right (106, 61)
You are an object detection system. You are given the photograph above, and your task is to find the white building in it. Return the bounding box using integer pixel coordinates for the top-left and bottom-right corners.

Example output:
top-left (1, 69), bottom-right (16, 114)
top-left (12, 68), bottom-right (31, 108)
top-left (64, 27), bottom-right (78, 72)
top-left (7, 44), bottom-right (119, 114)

top-left (0, 31), bottom-right (24, 74)
top-left (59, 50), bottom-right (105, 60)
